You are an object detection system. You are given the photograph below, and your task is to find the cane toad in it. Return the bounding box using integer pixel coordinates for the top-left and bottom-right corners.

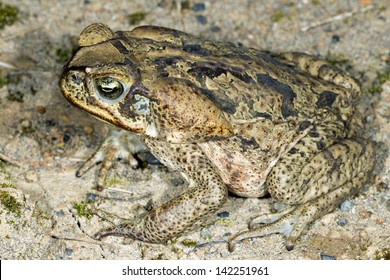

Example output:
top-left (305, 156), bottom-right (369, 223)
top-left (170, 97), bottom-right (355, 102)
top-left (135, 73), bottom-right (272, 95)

top-left (59, 23), bottom-right (374, 250)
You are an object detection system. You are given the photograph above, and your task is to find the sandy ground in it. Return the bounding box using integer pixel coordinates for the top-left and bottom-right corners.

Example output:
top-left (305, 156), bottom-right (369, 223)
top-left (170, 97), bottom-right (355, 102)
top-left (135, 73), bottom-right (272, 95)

top-left (0, 0), bottom-right (389, 260)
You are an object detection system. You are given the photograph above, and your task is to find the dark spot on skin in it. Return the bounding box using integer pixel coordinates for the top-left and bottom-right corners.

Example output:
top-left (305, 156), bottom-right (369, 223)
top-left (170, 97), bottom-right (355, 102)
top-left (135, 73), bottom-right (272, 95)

top-left (256, 73), bottom-right (297, 118)
top-left (152, 56), bottom-right (183, 75)
top-left (123, 58), bottom-right (136, 68)
top-left (299, 121), bottom-right (311, 131)
top-left (349, 137), bottom-right (366, 157)
top-left (182, 44), bottom-right (211, 56)
top-left (118, 93), bottom-right (138, 119)
top-left (316, 90), bottom-right (337, 108)
top-left (120, 58), bottom-right (144, 84)
top-left (187, 63), bottom-right (227, 80)
top-left (235, 135), bottom-right (260, 152)
top-left (256, 52), bottom-right (286, 68)
top-left (323, 150), bottom-right (342, 178)
top-left (111, 40), bottom-right (130, 54)
top-left (252, 111), bottom-right (272, 120)
top-left (222, 52), bottom-right (252, 61)
top-left (171, 30), bottom-right (181, 38)
top-left (309, 130), bottom-right (320, 138)
top-left (203, 135), bottom-right (227, 141)
top-left (231, 171), bottom-right (241, 182)
top-left (188, 61), bottom-right (254, 84)
top-left (288, 147), bottom-right (298, 154)
top-left (316, 141), bottom-right (326, 150)
top-left (230, 69), bottom-right (254, 83)
top-left (199, 87), bottom-right (237, 114)
top-left (153, 56), bottom-right (181, 71)
top-left (318, 64), bottom-right (335, 77)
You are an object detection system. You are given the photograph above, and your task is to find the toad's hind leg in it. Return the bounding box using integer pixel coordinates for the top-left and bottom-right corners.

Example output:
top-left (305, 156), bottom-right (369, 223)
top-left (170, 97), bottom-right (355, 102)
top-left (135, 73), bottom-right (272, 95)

top-left (95, 141), bottom-right (228, 243)
top-left (229, 137), bottom-right (374, 251)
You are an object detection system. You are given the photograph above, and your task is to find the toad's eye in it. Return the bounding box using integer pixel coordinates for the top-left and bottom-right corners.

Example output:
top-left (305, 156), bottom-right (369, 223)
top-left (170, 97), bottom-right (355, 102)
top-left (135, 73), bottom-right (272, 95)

top-left (94, 77), bottom-right (125, 101)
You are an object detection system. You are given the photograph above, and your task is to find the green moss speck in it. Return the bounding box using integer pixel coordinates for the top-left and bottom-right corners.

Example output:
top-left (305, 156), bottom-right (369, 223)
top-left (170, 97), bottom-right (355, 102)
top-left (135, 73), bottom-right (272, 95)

top-left (181, 239), bottom-right (197, 247)
top-left (171, 246), bottom-right (179, 253)
top-left (0, 162), bottom-right (12, 181)
top-left (175, 0), bottom-right (190, 10)
top-left (105, 173), bottom-right (130, 189)
top-left (367, 70), bottom-right (390, 94)
top-left (374, 248), bottom-right (390, 260)
top-left (73, 201), bottom-right (93, 219)
top-left (151, 253), bottom-right (165, 260)
top-left (0, 2), bottom-right (18, 29)
top-left (128, 11), bottom-right (147, 25)
top-left (0, 190), bottom-right (22, 217)
top-left (56, 48), bottom-right (72, 64)
top-left (1, 182), bottom-right (16, 189)
top-left (216, 217), bottom-right (232, 226)
top-left (0, 74), bottom-right (8, 88)
top-left (271, 10), bottom-right (285, 23)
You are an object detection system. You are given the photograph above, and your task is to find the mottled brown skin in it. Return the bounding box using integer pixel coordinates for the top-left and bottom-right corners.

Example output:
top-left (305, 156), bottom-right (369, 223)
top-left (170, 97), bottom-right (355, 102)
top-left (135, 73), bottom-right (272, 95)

top-left (60, 23), bottom-right (374, 250)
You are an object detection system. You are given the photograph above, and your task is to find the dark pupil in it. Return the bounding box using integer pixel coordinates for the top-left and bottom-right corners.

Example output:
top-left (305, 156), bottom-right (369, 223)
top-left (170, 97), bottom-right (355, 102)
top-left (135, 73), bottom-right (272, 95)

top-left (95, 77), bottom-right (124, 100)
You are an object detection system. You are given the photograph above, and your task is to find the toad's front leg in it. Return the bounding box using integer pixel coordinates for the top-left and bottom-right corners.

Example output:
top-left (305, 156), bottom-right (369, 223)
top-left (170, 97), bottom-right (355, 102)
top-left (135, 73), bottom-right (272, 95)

top-left (95, 141), bottom-right (228, 243)
top-left (77, 129), bottom-right (147, 190)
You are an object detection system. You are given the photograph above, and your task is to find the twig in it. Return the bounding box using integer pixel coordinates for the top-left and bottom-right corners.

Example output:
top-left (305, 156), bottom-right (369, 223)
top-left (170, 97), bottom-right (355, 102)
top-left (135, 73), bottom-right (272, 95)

top-left (0, 61), bottom-right (16, 69)
top-left (107, 187), bottom-right (136, 195)
top-left (0, 152), bottom-right (24, 168)
top-left (301, 4), bottom-right (376, 32)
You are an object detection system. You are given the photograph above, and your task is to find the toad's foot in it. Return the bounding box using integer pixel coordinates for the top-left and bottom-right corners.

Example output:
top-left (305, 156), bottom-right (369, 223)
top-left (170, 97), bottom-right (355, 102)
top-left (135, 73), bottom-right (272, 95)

top-left (228, 174), bottom-right (367, 252)
top-left (76, 129), bottom-right (146, 190)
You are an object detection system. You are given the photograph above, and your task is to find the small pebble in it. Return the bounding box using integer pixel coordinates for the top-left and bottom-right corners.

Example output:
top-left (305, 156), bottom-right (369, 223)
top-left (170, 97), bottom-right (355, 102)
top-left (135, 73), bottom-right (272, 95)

top-left (331, 34), bottom-right (340, 43)
top-left (55, 210), bottom-right (65, 217)
top-left (365, 115), bottom-right (373, 123)
top-left (320, 253), bottom-right (336, 260)
top-left (340, 200), bottom-right (354, 212)
top-left (195, 15), bottom-right (207, 25)
top-left (36, 106), bottom-right (46, 114)
top-left (223, 232), bottom-right (232, 237)
top-left (200, 228), bottom-right (212, 239)
top-left (375, 219), bottom-right (383, 225)
top-left (336, 218), bottom-right (348, 226)
top-left (86, 193), bottom-right (97, 202)
top-left (211, 26), bottom-right (221, 33)
top-left (65, 248), bottom-right (73, 256)
top-left (193, 2), bottom-right (205, 12)
top-left (63, 133), bottom-right (71, 143)
top-left (217, 211), bottom-right (230, 218)
top-left (45, 120), bottom-right (56, 127)
top-left (358, 210), bottom-right (372, 219)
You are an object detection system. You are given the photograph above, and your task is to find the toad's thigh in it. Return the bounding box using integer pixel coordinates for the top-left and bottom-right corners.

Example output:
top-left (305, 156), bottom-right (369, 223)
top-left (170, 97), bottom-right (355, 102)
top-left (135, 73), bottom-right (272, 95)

top-left (267, 137), bottom-right (374, 205)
